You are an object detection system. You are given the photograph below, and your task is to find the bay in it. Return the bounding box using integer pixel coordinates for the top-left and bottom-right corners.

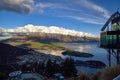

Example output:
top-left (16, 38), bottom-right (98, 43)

top-left (62, 42), bottom-right (108, 64)
top-left (38, 42), bottom-right (110, 74)
top-left (61, 42), bottom-right (116, 74)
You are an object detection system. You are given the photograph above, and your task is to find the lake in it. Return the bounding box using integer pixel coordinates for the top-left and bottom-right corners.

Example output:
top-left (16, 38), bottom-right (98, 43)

top-left (37, 42), bottom-right (117, 74)
top-left (61, 42), bottom-right (117, 74)
top-left (38, 42), bottom-right (111, 74)
top-left (62, 42), bottom-right (108, 64)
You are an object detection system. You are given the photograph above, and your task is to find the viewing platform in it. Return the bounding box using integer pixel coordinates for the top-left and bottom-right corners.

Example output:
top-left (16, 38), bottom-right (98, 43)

top-left (100, 10), bottom-right (120, 66)
top-left (100, 11), bottom-right (120, 49)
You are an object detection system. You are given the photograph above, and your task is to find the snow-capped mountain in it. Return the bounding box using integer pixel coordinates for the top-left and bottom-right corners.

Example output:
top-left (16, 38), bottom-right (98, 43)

top-left (0, 24), bottom-right (97, 38)
top-left (0, 28), bottom-right (6, 32)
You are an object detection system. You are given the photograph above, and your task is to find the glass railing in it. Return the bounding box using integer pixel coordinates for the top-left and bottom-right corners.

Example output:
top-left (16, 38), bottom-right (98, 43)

top-left (100, 33), bottom-right (118, 47)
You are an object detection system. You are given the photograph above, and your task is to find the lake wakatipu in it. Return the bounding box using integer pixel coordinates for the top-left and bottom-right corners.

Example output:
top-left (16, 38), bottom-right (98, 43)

top-left (37, 42), bottom-right (117, 74)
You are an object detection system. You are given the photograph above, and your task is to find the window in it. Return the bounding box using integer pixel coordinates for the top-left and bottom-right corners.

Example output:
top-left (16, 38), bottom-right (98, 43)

top-left (112, 35), bottom-right (117, 44)
top-left (112, 23), bottom-right (118, 31)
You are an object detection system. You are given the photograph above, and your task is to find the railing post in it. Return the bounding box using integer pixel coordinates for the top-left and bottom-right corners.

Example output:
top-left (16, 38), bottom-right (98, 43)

top-left (107, 49), bottom-right (111, 67)
top-left (116, 49), bottom-right (120, 65)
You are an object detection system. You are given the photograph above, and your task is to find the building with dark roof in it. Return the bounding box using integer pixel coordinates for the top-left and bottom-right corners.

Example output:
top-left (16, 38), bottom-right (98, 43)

top-left (100, 11), bottom-right (120, 66)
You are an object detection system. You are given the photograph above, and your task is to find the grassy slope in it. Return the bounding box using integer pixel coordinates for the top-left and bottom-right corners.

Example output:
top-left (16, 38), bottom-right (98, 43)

top-left (1, 35), bottom-right (65, 50)
top-left (7, 40), bottom-right (66, 50)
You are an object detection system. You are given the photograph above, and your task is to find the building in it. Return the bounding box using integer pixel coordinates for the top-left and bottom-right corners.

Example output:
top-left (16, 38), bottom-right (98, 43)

top-left (8, 71), bottom-right (44, 80)
top-left (100, 11), bottom-right (120, 48)
top-left (100, 11), bottom-right (120, 66)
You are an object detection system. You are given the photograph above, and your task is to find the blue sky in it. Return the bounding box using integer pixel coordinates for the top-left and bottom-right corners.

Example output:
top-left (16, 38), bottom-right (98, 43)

top-left (0, 0), bottom-right (120, 36)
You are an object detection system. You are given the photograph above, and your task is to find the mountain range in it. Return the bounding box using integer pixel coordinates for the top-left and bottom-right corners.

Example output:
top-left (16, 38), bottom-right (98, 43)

top-left (0, 24), bottom-right (97, 38)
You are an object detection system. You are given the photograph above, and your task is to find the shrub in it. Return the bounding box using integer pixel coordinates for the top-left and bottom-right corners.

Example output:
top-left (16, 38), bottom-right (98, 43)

top-left (91, 71), bottom-right (101, 80)
top-left (99, 65), bottom-right (120, 80)
top-left (0, 72), bottom-right (7, 80)
top-left (77, 72), bottom-right (91, 80)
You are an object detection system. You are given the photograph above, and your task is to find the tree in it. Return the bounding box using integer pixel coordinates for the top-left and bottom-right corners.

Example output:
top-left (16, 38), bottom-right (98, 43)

top-left (45, 59), bottom-right (53, 77)
top-left (21, 63), bottom-right (32, 72)
top-left (0, 72), bottom-right (7, 80)
top-left (62, 57), bottom-right (77, 77)
top-left (52, 60), bottom-right (61, 74)
top-left (37, 62), bottom-right (45, 75)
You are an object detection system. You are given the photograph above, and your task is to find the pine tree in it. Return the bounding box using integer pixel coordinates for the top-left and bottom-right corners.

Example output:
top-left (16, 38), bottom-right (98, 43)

top-left (38, 62), bottom-right (45, 75)
top-left (45, 59), bottom-right (53, 77)
top-left (52, 60), bottom-right (61, 74)
top-left (62, 57), bottom-right (77, 77)
top-left (69, 57), bottom-right (77, 77)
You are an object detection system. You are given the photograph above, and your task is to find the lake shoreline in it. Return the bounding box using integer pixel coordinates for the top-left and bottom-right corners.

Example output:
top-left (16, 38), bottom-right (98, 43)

top-left (62, 50), bottom-right (94, 57)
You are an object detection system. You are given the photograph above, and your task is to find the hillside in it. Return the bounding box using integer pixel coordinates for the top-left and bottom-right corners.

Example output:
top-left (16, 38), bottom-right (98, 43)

top-left (0, 42), bottom-right (31, 65)
top-left (1, 32), bottom-right (99, 43)
top-left (1, 32), bottom-right (99, 51)
top-left (26, 32), bottom-right (99, 42)
top-left (1, 34), bottom-right (67, 50)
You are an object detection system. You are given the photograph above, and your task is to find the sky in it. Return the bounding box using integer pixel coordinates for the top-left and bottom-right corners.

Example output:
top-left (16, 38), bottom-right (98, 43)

top-left (0, 0), bottom-right (120, 36)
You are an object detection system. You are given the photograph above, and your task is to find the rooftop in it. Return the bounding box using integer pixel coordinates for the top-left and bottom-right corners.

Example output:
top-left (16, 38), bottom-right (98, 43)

top-left (8, 71), bottom-right (44, 80)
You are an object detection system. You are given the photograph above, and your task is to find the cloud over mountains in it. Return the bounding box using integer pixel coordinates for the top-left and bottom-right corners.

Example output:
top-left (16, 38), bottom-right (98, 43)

top-left (0, 24), bottom-right (97, 37)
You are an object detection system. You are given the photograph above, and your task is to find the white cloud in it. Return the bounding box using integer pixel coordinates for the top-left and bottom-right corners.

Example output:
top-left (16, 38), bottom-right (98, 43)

top-left (67, 16), bottom-right (104, 25)
top-left (0, 0), bottom-right (109, 25)
top-left (76, 0), bottom-right (110, 18)
top-left (37, 2), bottom-right (78, 12)
top-left (0, 0), bottom-right (43, 14)
top-left (37, 0), bottom-right (109, 25)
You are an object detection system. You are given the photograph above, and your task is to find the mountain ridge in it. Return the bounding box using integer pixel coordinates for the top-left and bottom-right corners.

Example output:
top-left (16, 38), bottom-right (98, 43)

top-left (0, 24), bottom-right (97, 38)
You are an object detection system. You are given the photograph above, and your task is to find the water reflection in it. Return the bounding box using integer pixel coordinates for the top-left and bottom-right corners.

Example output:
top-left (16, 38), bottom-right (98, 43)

top-left (36, 42), bottom-right (118, 74)
top-left (62, 42), bottom-right (108, 65)
top-left (37, 43), bottom-right (109, 65)
top-left (76, 45), bottom-right (91, 52)
top-left (62, 42), bottom-right (108, 74)
top-left (36, 50), bottom-right (64, 56)
top-left (62, 43), bottom-right (93, 52)
top-left (76, 66), bottom-right (103, 74)
top-left (37, 42), bottom-right (110, 74)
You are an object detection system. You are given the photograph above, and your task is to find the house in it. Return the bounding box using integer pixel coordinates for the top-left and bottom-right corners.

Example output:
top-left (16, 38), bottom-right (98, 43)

top-left (100, 11), bottom-right (120, 49)
top-left (100, 11), bottom-right (120, 66)
top-left (8, 71), bottom-right (44, 80)
top-left (54, 73), bottom-right (64, 80)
